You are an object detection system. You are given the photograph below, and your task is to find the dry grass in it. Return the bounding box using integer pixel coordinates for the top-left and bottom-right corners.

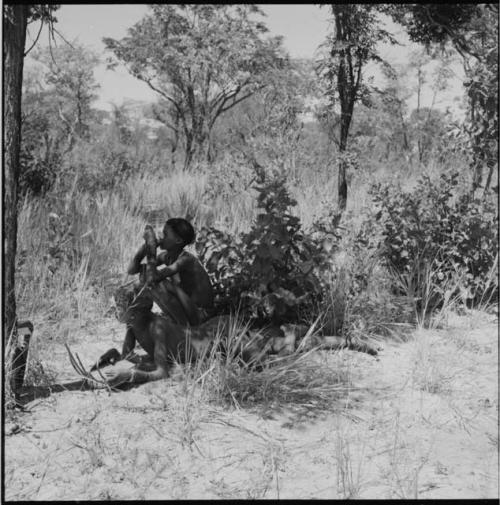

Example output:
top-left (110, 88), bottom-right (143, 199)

top-left (4, 328), bottom-right (17, 412)
top-left (169, 315), bottom-right (352, 420)
top-left (211, 349), bottom-right (350, 412)
top-left (334, 417), bottom-right (367, 499)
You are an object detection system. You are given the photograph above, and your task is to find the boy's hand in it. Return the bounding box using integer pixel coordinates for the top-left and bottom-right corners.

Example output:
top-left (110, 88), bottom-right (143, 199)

top-left (145, 263), bottom-right (161, 285)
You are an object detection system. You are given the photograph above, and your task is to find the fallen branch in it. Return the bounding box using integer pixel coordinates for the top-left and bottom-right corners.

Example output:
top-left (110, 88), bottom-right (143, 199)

top-left (312, 336), bottom-right (379, 356)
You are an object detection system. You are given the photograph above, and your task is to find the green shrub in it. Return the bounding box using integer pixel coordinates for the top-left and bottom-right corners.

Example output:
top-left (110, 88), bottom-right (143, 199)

top-left (196, 168), bottom-right (332, 326)
top-left (371, 171), bottom-right (498, 310)
top-left (19, 154), bottom-right (58, 197)
top-left (314, 212), bottom-right (414, 337)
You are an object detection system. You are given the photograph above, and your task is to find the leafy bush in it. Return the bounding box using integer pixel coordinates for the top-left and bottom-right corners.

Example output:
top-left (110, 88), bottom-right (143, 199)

top-left (371, 171), bottom-right (498, 310)
top-left (19, 156), bottom-right (57, 196)
top-left (196, 168), bottom-right (331, 326)
top-left (314, 211), bottom-right (416, 338)
top-left (19, 110), bottom-right (61, 196)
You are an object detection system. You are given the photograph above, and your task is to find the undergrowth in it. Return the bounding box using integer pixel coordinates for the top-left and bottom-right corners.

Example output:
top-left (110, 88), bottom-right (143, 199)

top-left (176, 314), bottom-right (351, 417)
top-left (196, 164), bottom-right (333, 327)
top-left (371, 171), bottom-right (499, 316)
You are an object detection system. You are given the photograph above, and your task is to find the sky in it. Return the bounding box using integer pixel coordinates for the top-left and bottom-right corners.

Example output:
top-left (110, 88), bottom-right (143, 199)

top-left (24, 4), bottom-right (465, 115)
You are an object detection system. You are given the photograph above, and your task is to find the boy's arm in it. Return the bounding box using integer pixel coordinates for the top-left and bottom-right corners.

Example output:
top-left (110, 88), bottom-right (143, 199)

top-left (154, 255), bottom-right (201, 325)
top-left (127, 244), bottom-right (147, 275)
top-left (154, 254), bottom-right (184, 282)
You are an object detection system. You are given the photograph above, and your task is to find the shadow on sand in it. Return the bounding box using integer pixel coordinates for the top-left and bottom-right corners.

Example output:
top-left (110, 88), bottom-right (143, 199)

top-left (12, 380), bottom-right (138, 408)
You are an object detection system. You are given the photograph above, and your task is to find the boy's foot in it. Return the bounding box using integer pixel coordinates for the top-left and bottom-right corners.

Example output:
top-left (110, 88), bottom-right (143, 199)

top-left (143, 225), bottom-right (157, 260)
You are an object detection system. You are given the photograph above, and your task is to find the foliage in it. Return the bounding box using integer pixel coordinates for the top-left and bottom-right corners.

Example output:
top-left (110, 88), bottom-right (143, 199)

top-left (31, 43), bottom-right (100, 145)
top-left (371, 171), bottom-right (499, 310)
top-left (386, 4), bottom-right (498, 190)
top-left (196, 167), bottom-right (331, 326)
top-left (104, 4), bottom-right (285, 168)
top-left (384, 4), bottom-right (478, 48)
top-left (211, 59), bottom-right (313, 167)
top-left (408, 107), bottom-right (448, 165)
top-left (461, 6), bottom-right (498, 192)
top-left (318, 5), bottom-right (396, 119)
top-left (348, 47), bottom-right (456, 167)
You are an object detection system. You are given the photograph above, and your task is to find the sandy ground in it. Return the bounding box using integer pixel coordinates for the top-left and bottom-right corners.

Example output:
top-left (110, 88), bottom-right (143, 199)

top-left (4, 310), bottom-right (498, 500)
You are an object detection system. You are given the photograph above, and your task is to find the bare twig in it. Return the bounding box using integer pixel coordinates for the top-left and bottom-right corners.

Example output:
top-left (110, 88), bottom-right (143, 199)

top-left (24, 19), bottom-right (44, 57)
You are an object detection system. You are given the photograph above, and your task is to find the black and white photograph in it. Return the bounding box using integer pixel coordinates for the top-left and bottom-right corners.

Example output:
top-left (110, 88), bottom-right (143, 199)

top-left (3, 3), bottom-right (498, 500)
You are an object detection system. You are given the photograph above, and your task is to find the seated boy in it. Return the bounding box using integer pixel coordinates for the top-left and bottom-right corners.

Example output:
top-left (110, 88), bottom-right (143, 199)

top-left (128, 217), bottom-right (214, 328)
top-left (91, 218), bottom-right (215, 372)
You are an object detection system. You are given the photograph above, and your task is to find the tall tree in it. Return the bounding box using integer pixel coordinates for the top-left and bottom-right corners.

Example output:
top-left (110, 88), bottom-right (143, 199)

top-left (378, 64), bottom-right (412, 157)
top-left (318, 4), bottom-right (395, 211)
top-left (4, 4), bottom-right (29, 340)
top-left (3, 4), bottom-right (57, 340)
top-left (26, 43), bottom-right (100, 153)
top-left (33, 43), bottom-right (100, 150)
top-left (104, 4), bottom-right (285, 169)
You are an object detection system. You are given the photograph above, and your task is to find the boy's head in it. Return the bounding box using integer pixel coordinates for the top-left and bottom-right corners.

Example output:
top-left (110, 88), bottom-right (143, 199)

top-left (161, 218), bottom-right (195, 250)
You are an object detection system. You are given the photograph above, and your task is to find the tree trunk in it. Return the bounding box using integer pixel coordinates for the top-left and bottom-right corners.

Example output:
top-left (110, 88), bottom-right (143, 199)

top-left (170, 112), bottom-right (180, 170)
top-left (337, 158), bottom-right (347, 212)
top-left (471, 161), bottom-right (483, 194)
top-left (3, 5), bottom-right (28, 341)
top-left (183, 131), bottom-right (194, 171)
top-left (337, 107), bottom-right (351, 213)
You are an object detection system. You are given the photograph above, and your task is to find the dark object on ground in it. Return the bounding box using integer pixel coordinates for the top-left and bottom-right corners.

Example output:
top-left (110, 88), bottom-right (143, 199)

top-left (10, 320), bottom-right (34, 394)
top-left (90, 348), bottom-right (120, 371)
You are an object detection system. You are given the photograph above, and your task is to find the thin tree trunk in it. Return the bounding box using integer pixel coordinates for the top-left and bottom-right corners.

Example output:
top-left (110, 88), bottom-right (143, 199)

top-left (183, 131), bottom-right (194, 171)
top-left (398, 102), bottom-right (410, 152)
top-left (170, 112), bottom-right (180, 170)
top-left (416, 67), bottom-right (424, 163)
top-left (337, 158), bottom-right (347, 211)
top-left (3, 5), bottom-right (28, 340)
top-left (483, 158), bottom-right (495, 195)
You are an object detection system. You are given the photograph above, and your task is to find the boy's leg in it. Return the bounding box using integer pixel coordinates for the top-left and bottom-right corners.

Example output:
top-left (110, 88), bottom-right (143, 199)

top-left (148, 281), bottom-right (191, 326)
top-left (121, 327), bottom-right (136, 359)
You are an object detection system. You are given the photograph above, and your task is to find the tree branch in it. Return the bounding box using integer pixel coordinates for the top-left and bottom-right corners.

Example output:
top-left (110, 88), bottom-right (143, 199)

top-left (142, 78), bottom-right (182, 115)
top-left (24, 18), bottom-right (44, 57)
top-left (142, 78), bottom-right (190, 135)
top-left (219, 87), bottom-right (261, 114)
